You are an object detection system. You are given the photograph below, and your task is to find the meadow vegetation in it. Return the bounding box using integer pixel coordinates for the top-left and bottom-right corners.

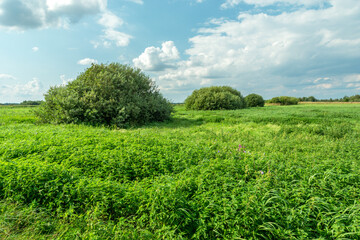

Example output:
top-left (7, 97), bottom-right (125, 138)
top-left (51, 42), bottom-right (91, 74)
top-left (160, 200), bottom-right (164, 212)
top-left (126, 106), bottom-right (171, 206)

top-left (0, 103), bottom-right (360, 239)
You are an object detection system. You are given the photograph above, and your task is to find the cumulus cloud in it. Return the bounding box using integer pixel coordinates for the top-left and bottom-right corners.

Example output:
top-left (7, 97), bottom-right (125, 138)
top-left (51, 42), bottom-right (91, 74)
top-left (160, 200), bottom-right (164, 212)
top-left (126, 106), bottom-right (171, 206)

top-left (60, 74), bottom-right (74, 86)
top-left (154, 0), bottom-right (360, 101)
top-left (221, 0), bottom-right (329, 8)
top-left (16, 78), bottom-right (42, 95)
top-left (101, 29), bottom-right (132, 47)
top-left (126, 0), bottom-right (144, 4)
top-left (0, 0), bottom-right (106, 30)
top-left (77, 58), bottom-right (98, 65)
top-left (306, 83), bottom-right (333, 89)
top-left (92, 9), bottom-right (132, 48)
top-left (0, 78), bottom-right (43, 102)
top-left (32, 46), bottom-right (39, 52)
top-left (98, 11), bottom-right (123, 29)
top-left (0, 73), bottom-right (16, 80)
top-left (133, 41), bottom-right (180, 71)
top-left (0, 0), bottom-right (133, 47)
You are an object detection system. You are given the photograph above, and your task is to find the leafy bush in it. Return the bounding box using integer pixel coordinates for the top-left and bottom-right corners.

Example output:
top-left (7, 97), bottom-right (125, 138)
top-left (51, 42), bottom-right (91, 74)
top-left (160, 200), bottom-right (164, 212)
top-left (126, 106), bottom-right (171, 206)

top-left (35, 63), bottom-right (173, 127)
top-left (268, 96), bottom-right (299, 105)
top-left (298, 96), bottom-right (317, 102)
top-left (244, 93), bottom-right (265, 107)
top-left (184, 86), bottom-right (246, 110)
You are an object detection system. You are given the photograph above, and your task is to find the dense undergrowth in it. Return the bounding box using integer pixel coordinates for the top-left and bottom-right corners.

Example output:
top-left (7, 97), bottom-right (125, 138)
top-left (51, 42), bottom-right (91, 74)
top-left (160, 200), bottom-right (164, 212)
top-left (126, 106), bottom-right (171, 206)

top-left (0, 104), bottom-right (360, 239)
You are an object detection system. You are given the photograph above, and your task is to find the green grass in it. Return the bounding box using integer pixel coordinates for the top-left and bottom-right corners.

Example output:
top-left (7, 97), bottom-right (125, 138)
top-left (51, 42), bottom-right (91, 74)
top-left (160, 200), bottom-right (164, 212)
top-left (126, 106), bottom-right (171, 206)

top-left (0, 104), bottom-right (359, 239)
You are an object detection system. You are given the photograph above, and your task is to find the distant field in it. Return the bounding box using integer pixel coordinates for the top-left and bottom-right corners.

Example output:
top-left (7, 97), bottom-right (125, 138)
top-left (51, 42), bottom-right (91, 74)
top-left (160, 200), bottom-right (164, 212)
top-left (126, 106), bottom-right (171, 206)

top-left (0, 104), bottom-right (360, 239)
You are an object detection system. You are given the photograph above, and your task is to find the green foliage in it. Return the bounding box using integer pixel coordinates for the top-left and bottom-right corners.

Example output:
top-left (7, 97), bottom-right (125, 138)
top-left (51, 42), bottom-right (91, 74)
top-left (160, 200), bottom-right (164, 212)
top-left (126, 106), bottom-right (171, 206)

top-left (35, 63), bottom-right (173, 127)
top-left (245, 93), bottom-right (265, 107)
top-left (349, 94), bottom-right (360, 102)
top-left (20, 100), bottom-right (43, 106)
top-left (1, 104), bottom-right (360, 239)
top-left (184, 86), bottom-right (246, 110)
top-left (268, 96), bottom-right (299, 105)
top-left (298, 96), bottom-right (317, 102)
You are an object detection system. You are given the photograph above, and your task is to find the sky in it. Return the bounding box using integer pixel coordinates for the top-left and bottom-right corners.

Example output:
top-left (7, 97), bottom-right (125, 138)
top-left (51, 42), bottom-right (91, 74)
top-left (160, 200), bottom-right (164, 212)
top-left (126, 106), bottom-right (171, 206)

top-left (0, 0), bottom-right (360, 103)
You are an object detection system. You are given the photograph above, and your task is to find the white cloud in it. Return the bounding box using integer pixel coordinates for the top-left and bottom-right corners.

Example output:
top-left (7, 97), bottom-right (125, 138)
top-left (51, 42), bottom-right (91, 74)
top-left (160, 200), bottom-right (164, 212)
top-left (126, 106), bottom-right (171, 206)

top-left (126, 0), bottom-right (144, 4)
top-left (98, 11), bottom-right (123, 29)
top-left (101, 29), bottom-right (132, 47)
top-left (314, 77), bottom-right (330, 83)
top-left (0, 78), bottom-right (44, 102)
top-left (133, 41), bottom-right (180, 71)
top-left (60, 74), bottom-right (73, 86)
top-left (0, 0), bottom-right (106, 30)
top-left (153, 0), bottom-right (360, 101)
top-left (0, 73), bottom-right (16, 80)
top-left (77, 58), bottom-right (98, 65)
top-left (343, 74), bottom-right (360, 83)
top-left (32, 46), bottom-right (39, 52)
top-left (221, 0), bottom-right (329, 8)
top-left (16, 78), bottom-right (42, 95)
top-left (0, 0), bottom-right (133, 47)
top-left (94, 9), bottom-right (132, 48)
top-left (307, 83), bottom-right (333, 89)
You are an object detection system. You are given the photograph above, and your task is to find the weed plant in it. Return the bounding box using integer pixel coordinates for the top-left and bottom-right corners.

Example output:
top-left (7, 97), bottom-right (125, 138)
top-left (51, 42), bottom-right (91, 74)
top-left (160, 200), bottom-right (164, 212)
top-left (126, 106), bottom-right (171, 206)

top-left (0, 104), bottom-right (359, 239)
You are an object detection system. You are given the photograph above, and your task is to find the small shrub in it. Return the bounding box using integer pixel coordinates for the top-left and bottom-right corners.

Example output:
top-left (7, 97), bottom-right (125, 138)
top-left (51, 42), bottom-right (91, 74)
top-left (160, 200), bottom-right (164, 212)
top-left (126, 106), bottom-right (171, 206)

top-left (245, 93), bottom-right (265, 107)
top-left (268, 96), bottom-right (299, 105)
top-left (35, 63), bottom-right (173, 127)
top-left (184, 86), bottom-right (246, 110)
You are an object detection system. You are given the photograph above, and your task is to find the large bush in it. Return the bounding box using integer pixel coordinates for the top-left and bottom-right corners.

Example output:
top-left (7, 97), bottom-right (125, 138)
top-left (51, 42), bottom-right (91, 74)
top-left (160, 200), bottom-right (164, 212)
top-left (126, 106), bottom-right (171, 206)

top-left (267, 96), bottom-right (299, 105)
top-left (36, 63), bottom-right (173, 127)
top-left (184, 86), bottom-right (246, 110)
top-left (244, 93), bottom-right (265, 107)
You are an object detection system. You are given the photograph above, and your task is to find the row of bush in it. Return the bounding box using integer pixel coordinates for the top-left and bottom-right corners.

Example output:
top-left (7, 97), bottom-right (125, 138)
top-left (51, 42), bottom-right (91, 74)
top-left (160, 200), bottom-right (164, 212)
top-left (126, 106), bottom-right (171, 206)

top-left (35, 64), bottom-right (267, 127)
top-left (267, 96), bottom-right (299, 105)
top-left (184, 86), bottom-right (265, 110)
top-left (299, 95), bottom-right (360, 102)
top-left (32, 63), bottom-right (358, 127)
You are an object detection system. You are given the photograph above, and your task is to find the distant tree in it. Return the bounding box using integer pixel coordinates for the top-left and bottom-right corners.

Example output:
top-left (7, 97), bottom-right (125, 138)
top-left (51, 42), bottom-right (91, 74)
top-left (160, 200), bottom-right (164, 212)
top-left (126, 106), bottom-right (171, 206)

top-left (20, 100), bottom-right (43, 105)
top-left (349, 94), bottom-right (360, 102)
top-left (298, 96), bottom-right (317, 102)
top-left (245, 93), bottom-right (265, 107)
top-left (268, 96), bottom-right (299, 105)
top-left (342, 96), bottom-right (350, 102)
top-left (185, 86), bottom-right (246, 110)
top-left (35, 63), bottom-right (173, 127)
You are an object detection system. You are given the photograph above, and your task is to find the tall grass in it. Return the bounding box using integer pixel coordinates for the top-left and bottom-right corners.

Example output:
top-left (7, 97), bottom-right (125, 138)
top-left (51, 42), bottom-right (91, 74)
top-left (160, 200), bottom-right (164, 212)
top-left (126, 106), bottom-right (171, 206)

top-left (0, 104), bottom-right (359, 239)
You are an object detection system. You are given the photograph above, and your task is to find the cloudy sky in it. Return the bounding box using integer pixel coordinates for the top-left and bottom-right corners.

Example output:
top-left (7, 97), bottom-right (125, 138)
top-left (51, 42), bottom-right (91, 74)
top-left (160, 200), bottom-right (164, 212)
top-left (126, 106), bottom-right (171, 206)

top-left (1, 0), bottom-right (360, 103)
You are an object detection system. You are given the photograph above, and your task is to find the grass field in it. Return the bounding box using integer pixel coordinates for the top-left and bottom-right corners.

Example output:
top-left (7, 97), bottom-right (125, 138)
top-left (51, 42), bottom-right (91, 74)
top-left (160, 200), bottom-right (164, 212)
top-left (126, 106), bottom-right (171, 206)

top-left (0, 104), bottom-right (359, 239)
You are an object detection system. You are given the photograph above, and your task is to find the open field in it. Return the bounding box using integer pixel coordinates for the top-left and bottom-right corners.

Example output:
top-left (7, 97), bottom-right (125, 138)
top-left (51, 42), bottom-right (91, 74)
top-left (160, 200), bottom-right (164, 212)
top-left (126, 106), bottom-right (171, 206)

top-left (0, 104), bottom-right (360, 239)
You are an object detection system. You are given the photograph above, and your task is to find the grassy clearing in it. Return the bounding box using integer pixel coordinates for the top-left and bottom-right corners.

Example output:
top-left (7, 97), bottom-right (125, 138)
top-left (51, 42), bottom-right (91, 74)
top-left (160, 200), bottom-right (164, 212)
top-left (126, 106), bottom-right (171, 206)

top-left (0, 104), bottom-right (359, 239)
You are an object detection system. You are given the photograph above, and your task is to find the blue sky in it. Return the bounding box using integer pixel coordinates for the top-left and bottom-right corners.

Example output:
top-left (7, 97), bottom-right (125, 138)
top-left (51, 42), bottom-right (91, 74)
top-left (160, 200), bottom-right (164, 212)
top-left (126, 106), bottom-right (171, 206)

top-left (1, 0), bottom-right (360, 103)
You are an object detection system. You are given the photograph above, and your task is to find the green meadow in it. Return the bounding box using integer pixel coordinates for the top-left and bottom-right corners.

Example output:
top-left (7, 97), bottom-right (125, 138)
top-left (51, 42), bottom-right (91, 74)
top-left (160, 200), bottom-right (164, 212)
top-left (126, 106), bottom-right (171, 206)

top-left (0, 104), bottom-right (359, 239)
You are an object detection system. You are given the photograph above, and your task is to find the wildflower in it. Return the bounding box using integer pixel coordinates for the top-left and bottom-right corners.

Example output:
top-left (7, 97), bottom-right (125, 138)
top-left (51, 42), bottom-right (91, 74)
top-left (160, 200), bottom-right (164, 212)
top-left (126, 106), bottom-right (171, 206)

top-left (260, 171), bottom-right (264, 175)
top-left (238, 144), bottom-right (244, 151)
